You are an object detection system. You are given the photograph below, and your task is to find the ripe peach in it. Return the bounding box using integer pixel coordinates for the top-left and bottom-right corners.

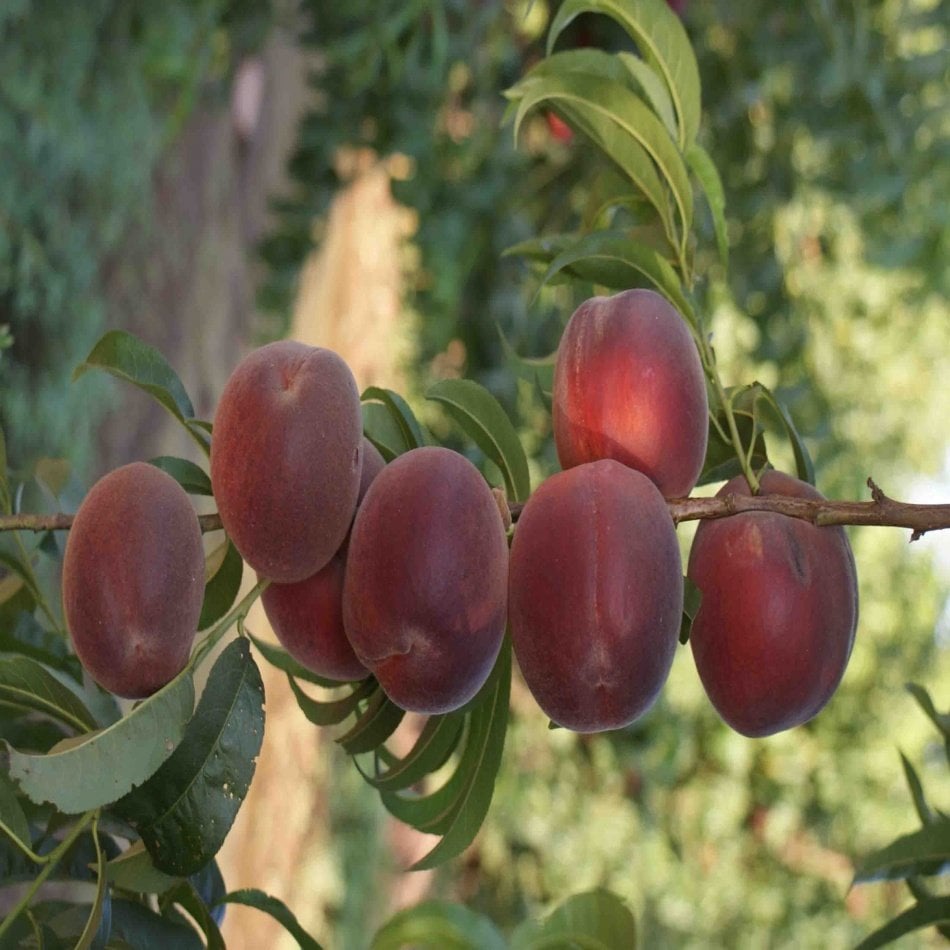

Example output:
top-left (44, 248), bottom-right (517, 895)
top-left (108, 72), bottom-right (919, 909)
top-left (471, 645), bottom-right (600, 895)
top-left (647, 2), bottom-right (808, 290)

top-left (343, 446), bottom-right (508, 714)
top-left (210, 341), bottom-right (363, 583)
top-left (62, 462), bottom-right (204, 698)
top-left (553, 288), bottom-right (708, 498)
top-left (509, 459), bottom-right (683, 732)
top-left (686, 471), bottom-right (859, 737)
top-left (260, 437), bottom-right (384, 682)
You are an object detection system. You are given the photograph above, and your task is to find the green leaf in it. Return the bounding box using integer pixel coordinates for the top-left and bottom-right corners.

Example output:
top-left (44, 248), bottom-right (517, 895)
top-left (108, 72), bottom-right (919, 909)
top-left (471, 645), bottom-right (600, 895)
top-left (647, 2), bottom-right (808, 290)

top-left (0, 425), bottom-right (9, 514)
top-left (105, 841), bottom-right (181, 895)
top-left (853, 817), bottom-right (950, 883)
top-left (163, 881), bottom-right (225, 950)
top-left (0, 766), bottom-right (31, 851)
top-left (548, 0), bottom-right (701, 148)
top-left (73, 331), bottom-right (207, 454)
top-left (698, 387), bottom-right (769, 487)
top-left (148, 457), bottom-right (213, 496)
top-left (109, 898), bottom-right (203, 950)
top-left (362, 403), bottom-right (410, 462)
top-left (198, 541), bottom-right (244, 631)
top-left (358, 712), bottom-right (466, 793)
top-left (618, 52), bottom-right (677, 142)
top-left (214, 889), bottom-right (324, 950)
top-left (381, 641), bottom-right (511, 870)
top-left (74, 819), bottom-right (107, 950)
top-left (336, 689), bottom-right (406, 755)
top-left (750, 383), bottom-right (815, 486)
top-left (113, 638), bottom-right (264, 876)
top-left (426, 378), bottom-right (531, 502)
top-left (0, 655), bottom-right (99, 733)
top-left (513, 72), bottom-right (689, 241)
top-left (6, 668), bottom-right (195, 813)
top-left (686, 143), bottom-right (729, 268)
top-left (371, 900), bottom-right (506, 950)
top-left (678, 575), bottom-right (702, 645)
top-left (854, 896), bottom-right (950, 950)
top-left (496, 326), bottom-right (556, 394)
top-left (900, 752), bottom-right (934, 826)
top-left (0, 550), bottom-right (44, 606)
top-left (362, 387), bottom-right (425, 455)
top-left (538, 232), bottom-right (695, 328)
top-left (247, 631), bottom-right (356, 689)
top-left (288, 674), bottom-right (377, 727)
top-left (906, 683), bottom-right (950, 739)
top-left (510, 889), bottom-right (637, 949)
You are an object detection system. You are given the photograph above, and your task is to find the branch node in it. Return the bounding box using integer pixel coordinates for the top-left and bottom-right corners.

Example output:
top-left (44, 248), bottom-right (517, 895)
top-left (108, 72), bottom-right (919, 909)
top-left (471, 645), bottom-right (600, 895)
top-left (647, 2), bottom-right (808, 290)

top-left (867, 477), bottom-right (886, 503)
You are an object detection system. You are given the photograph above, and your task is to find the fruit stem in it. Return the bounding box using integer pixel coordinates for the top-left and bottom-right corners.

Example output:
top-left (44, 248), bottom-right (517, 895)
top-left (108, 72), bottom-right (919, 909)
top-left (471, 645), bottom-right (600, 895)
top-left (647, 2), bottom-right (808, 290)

top-left (190, 577), bottom-right (270, 671)
top-left (0, 809), bottom-right (97, 941)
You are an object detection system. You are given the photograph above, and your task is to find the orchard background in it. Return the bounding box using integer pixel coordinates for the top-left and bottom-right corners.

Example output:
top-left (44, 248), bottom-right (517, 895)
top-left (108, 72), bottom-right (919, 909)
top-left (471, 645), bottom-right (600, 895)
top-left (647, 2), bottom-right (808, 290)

top-left (1, 1), bottom-right (948, 948)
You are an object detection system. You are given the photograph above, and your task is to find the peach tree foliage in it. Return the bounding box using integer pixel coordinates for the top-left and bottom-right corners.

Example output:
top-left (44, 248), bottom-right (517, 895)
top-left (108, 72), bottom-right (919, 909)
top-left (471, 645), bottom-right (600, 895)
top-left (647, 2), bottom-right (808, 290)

top-left (0, 1), bottom-right (947, 947)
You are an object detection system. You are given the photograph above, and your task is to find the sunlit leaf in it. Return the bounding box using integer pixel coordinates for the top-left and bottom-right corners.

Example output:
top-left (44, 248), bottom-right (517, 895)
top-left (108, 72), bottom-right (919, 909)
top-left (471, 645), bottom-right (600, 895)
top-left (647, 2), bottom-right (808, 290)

top-left (113, 639), bottom-right (264, 875)
top-left (548, 0), bottom-right (701, 148)
top-left (854, 896), bottom-right (950, 950)
top-left (510, 888), bottom-right (637, 949)
top-left (372, 900), bottom-right (506, 950)
top-left (686, 143), bottom-right (728, 268)
top-left (853, 817), bottom-right (950, 883)
top-left (426, 378), bottom-right (531, 502)
top-left (6, 668), bottom-right (195, 813)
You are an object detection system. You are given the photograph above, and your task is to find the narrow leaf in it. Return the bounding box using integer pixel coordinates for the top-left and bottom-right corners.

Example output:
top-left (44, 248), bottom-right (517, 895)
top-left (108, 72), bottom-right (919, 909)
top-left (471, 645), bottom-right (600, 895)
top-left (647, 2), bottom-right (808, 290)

top-left (72, 332), bottom-right (204, 452)
top-left (854, 896), bottom-right (950, 950)
top-left (113, 638), bottom-right (264, 876)
top-left (0, 655), bottom-right (98, 733)
top-left (359, 712), bottom-right (465, 793)
top-left (548, 0), bottom-right (701, 148)
top-left (105, 841), bottom-right (180, 895)
top-left (686, 143), bottom-right (729, 268)
top-left (362, 387), bottom-right (425, 453)
top-left (403, 641), bottom-right (511, 870)
top-left (372, 900), bottom-right (506, 950)
top-left (198, 541), bottom-right (244, 631)
top-left (618, 52), bottom-right (677, 141)
top-left (900, 752), bottom-right (933, 826)
top-left (148, 457), bottom-right (213, 496)
top-left (496, 326), bottom-right (556, 394)
top-left (0, 766), bottom-right (31, 850)
top-left (853, 818), bottom-right (950, 883)
top-left (164, 881), bottom-right (225, 950)
top-left (337, 690), bottom-right (406, 754)
top-left (539, 232), bottom-right (695, 327)
top-left (426, 379), bottom-right (531, 502)
top-left (6, 669), bottom-right (195, 813)
top-left (511, 889), bottom-right (637, 949)
top-left (906, 683), bottom-right (950, 739)
top-left (751, 383), bottom-right (815, 486)
top-left (288, 674), bottom-right (376, 727)
top-left (214, 889), bottom-right (324, 950)
top-left (74, 819), bottom-right (107, 950)
top-left (247, 630), bottom-right (357, 689)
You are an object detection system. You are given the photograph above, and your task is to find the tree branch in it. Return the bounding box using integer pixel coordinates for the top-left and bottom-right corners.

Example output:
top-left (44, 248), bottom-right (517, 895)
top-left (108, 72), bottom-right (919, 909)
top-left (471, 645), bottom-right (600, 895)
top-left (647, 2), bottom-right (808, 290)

top-left (1, 480), bottom-right (947, 541)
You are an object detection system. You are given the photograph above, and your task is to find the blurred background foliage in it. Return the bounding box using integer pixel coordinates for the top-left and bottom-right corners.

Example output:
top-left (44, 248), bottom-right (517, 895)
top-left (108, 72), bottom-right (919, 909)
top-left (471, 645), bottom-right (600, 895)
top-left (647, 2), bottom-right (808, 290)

top-left (2, 0), bottom-right (948, 946)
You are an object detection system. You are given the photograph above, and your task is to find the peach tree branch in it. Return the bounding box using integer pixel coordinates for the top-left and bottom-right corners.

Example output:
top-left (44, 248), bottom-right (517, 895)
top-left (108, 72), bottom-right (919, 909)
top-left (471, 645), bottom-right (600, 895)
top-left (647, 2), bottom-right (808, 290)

top-left (1, 480), bottom-right (948, 540)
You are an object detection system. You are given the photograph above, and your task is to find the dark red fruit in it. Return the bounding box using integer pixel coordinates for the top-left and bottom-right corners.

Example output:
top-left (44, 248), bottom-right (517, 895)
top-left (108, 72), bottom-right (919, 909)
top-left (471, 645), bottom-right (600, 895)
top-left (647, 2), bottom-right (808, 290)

top-left (687, 471), bottom-right (859, 737)
top-left (62, 462), bottom-right (204, 698)
top-left (553, 289), bottom-right (708, 498)
top-left (260, 437), bottom-right (385, 682)
top-left (343, 446), bottom-right (508, 715)
top-left (211, 340), bottom-right (363, 584)
top-left (509, 459), bottom-right (683, 732)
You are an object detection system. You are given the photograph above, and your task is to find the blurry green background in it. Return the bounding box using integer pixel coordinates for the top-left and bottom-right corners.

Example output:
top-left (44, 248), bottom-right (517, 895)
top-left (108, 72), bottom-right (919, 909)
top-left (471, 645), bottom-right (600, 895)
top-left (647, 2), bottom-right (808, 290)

top-left (1, 0), bottom-right (948, 946)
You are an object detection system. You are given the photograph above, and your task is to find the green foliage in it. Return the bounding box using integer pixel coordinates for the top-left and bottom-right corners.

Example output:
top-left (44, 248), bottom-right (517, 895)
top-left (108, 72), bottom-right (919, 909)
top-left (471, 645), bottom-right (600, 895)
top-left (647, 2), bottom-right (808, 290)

top-left (0, 1), bottom-right (260, 472)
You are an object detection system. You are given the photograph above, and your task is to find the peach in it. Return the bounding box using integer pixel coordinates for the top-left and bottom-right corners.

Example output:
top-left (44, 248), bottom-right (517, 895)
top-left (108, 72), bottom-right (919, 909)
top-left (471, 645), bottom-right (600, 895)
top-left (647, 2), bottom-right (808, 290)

top-left (686, 471), bottom-right (859, 737)
top-left (260, 437), bottom-right (384, 682)
top-left (62, 462), bottom-right (204, 698)
top-left (509, 459), bottom-right (683, 732)
top-left (553, 288), bottom-right (708, 498)
top-left (210, 341), bottom-right (363, 583)
top-left (343, 446), bottom-right (508, 714)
